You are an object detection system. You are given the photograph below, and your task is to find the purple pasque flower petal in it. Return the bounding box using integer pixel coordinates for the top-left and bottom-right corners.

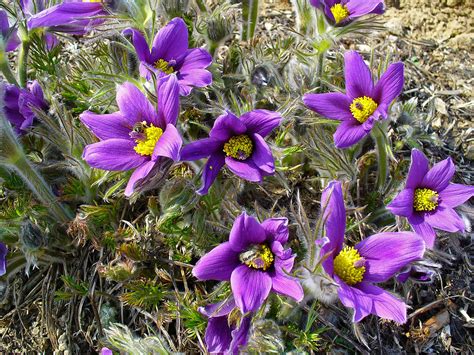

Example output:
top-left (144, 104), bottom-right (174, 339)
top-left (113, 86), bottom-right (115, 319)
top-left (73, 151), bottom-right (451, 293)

top-left (116, 82), bottom-right (158, 126)
top-left (1, 10), bottom-right (20, 52)
top-left (0, 242), bottom-right (7, 276)
top-left (150, 17), bottom-right (188, 62)
top-left (406, 148), bottom-right (430, 189)
top-left (346, 0), bottom-right (385, 18)
top-left (152, 123), bottom-right (182, 161)
top-left (320, 180), bottom-right (346, 275)
top-left (438, 183), bottom-right (474, 208)
top-left (386, 188), bottom-right (414, 217)
top-left (27, 2), bottom-right (105, 31)
top-left (83, 138), bottom-right (147, 171)
top-left (424, 206), bottom-right (465, 233)
top-left (228, 315), bottom-right (252, 354)
top-left (122, 28), bottom-right (151, 62)
top-left (209, 111), bottom-right (247, 142)
top-left (225, 157), bottom-right (263, 182)
top-left (177, 69), bottom-right (213, 96)
top-left (124, 160), bottom-right (156, 197)
top-left (204, 315), bottom-right (233, 353)
top-left (421, 157), bottom-right (455, 192)
top-left (177, 48), bottom-right (212, 72)
top-left (309, 0), bottom-right (322, 7)
top-left (157, 75), bottom-right (180, 127)
top-left (271, 273), bottom-right (304, 302)
top-left (199, 298), bottom-right (236, 318)
top-left (260, 217), bottom-right (289, 244)
top-left (229, 212), bottom-right (266, 252)
top-left (333, 119), bottom-right (371, 149)
top-left (180, 138), bottom-right (223, 161)
top-left (44, 33), bottom-right (59, 51)
top-left (100, 347), bottom-right (113, 355)
top-left (408, 214), bottom-right (436, 249)
top-left (303, 92), bottom-right (354, 121)
top-left (250, 133), bottom-right (275, 175)
top-left (197, 153), bottom-right (225, 195)
top-left (356, 232), bottom-right (425, 283)
top-left (192, 242), bottom-right (240, 281)
top-left (373, 62), bottom-right (404, 108)
top-left (337, 279), bottom-right (407, 323)
top-left (231, 265), bottom-right (272, 313)
top-left (80, 111), bottom-right (131, 140)
top-left (239, 109), bottom-right (282, 137)
top-left (344, 51), bottom-right (374, 99)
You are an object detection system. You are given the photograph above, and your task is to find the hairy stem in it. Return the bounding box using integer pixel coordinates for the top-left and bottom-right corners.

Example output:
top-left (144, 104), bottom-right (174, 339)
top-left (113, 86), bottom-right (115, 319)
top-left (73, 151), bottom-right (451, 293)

top-left (18, 39), bottom-right (30, 87)
top-left (372, 121), bottom-right (390, 192)
top-left (0, 51), bottom-right (19, 86)
top-left (241, 0), bottom-right (260, 42)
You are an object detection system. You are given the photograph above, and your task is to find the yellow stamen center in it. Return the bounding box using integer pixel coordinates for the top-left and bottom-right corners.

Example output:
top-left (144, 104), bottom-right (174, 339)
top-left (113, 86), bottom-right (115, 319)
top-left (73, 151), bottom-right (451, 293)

top-left (155, 59), bottom-right (175, 75)
top-left (413, 188), bottom-right (439, 212)
top-left (350, 96), bottom-right (378, 123)
top-left (133, 123), bottom-right (163, 156)
top-left (330, 4), bottom-right (350, 24)
top-left (240, 244), bottom-right (274, 271)
top-left (333, 246), bottom-right (365, 286)
top-left (223, 135), bottom-right (253, 160)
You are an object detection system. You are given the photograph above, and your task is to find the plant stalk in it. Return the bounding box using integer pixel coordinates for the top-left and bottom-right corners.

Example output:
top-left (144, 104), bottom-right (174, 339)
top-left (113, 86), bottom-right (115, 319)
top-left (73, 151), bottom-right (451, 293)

top-left (18, 39), bottom-right (30, 87)
top-left (0, 51), bottom-right (19, 86)
top-left (372, 122), bottom-right (390, 192)
top-left (241, 0), bottom-right (260, 42)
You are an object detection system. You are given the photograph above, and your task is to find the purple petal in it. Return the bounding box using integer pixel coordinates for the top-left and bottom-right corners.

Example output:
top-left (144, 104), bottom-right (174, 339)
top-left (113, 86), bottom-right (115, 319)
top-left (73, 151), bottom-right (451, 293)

top-left (386, 188), bottom-right (414, 217)
top-left (209, 111), bottom-right (247, 141)
top-left (177, 69), bottom-right (213, 95)
top-left (229, 212), bottom-right (266, 252)
top-left (229, 315), bottom-right (252, 354)
top-left (239, 109), bottom-right (282, 137)
top-left (225, 157), bottom-right (263, 182)
top-left (44, 33), bottom-right (59, 51)
top-left (424, 206), bottom-right (465, 233)
top-left (152, 123), bottom-right (182, 161)
top-left (406, 149), bottom-right (430, 189)
top-left (421, 157), bottom-right (455, 192)
top-left (373, 62), bottom-right (404, 107)
top-left (83, 139), bottom-right (147, 171)
top-left (27, 3), bottom-right (104, 30)
top-left (157, 74), bottom-right (180, 127)
top-left (346, 0), bottom-right (385, 17)
top-left (344, 51), bottom-right (374, 99)
top-left (320, 180), bottom-right (346, 275)
top-left (337, 281), bottom-right (407, 323)
top-left (309, 0), bottom-right (322, 8)
top-left (178, 48), bottom-right (212, 72)
top-left (116, 82), bottom-right (158, 126)
top-left (438, 183), bottom-right (474, 208)
top-left (260, 217), bottom-right (289, 244)
top-left (0, 242), bottom-right (7, 276)
top-left (333, 120), bottom-right (370, 148)
top-left (0, 10), bottom-right (8, 34)
top-left (193, 242), bottom-right (240, 281)
top-left (271, 272), bottom-right (304, 302)
top-left (205, 316), bottom-right (232, 353)
top-left (122, 28), bottom-right (151, 62)
top-left (151, 17), bottom-right (188, 62)
top-left (124, 160), bottom-right (156, 196)
top-left (231, 265), bottom-right (272, 313)
top-left (408, 214), bottom-right (436, 249)
top-left (200, 298), bottom-right (236, 318)
top-left (80, 111), bottom-right (131, 140)
top-left (197, 153), bottom-right (225, 195)
top-left (101, 347), bottom-right (113, 355)
top-left (303, 93), bottom-right (353, 121)
top-left (250, 133), bottom-right (275, 175)
top-left (356, 232), bottom-right (425, 283)
top-left (180, 138), bottom-right (223, 161)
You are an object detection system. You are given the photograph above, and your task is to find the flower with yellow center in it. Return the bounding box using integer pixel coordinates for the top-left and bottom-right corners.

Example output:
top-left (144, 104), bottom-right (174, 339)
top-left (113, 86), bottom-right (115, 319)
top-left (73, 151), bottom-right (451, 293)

top-left (350, 96), bottom-right (378, 123)
top-left (330, 4), bottom-right (350, 24)
top-left (133, 123), bottom-right (163, 156)
top-left (413, 188), bottom-right (439, 212)
top-left (240, 244), bottom-right (274, 271)
top-left (333, 246), bottom-right (366, 285)
top-left (155, 59), bottom-right (175, 75)
top-left (223, 135), bottom-right (253, 160)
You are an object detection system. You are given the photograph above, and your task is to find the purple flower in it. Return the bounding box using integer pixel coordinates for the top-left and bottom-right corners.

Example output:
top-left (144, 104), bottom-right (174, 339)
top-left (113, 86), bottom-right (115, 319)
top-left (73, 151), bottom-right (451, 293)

top-left (303, 50), bottom-right (404, 148)
top-left (181, 110), bottom-right (282, 195)
top-left (199, 298), bottom-right (252, 354)
top-left (310, 0), bottom-right (385, 25)
top-left (0, 10), bottom-right (20, 52)
top-left (193, 212), bottom-right (304, 313)
top-left (0, 242), bottom-right (7, 276)
top-left (2, 80), bottom-right (48, 135)
top-left (123, 18), bottom-right (212, 96)
top-left (25, 0), bottom-right (106, 35)
top-left (319, 181), bottom-right (425, 323)
top-left (100, 347), bottom-right (112, 355)
top-left (81, 76), bottom-right (182, 196)
top-left (387, 149), bottom-right (474, 248)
